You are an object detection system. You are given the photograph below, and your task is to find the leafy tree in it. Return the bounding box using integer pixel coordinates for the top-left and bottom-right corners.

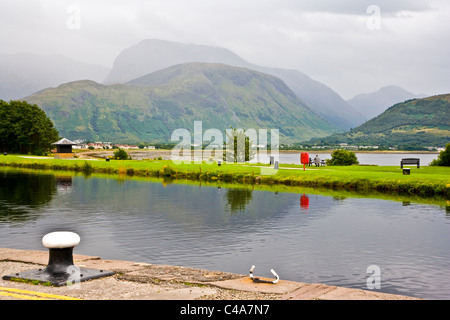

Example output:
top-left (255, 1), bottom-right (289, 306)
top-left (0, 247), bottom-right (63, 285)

top-left (113, 148), bottom-right (131, 160)
top-left (327, 149), bottom-right (359, 166)
top-left (224, 127), bottom-right (255, 163)
top-left (0, 100), bottom-right (59, 154)
top-left (430, 143), bottom-right (450, 166)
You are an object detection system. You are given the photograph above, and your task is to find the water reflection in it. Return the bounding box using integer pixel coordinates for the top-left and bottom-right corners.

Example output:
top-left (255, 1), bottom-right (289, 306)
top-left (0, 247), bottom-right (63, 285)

top-left (224, 188), bottom-right (253, 214)
top-left (0, 170), bottom-right (56, 222)
top-left (300, 194), bottom-right (309, 211)
top-left (0, 168), bottom-right (449, 299)
top-left (56, 176), bottom-right (73, 194)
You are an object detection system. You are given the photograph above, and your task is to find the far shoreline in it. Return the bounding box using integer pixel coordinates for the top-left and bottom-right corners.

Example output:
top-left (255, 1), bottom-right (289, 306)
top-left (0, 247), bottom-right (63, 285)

top-left (76, 149), bottom-right (440, 155)
top-left (275, 150), bottom-right (440, 154)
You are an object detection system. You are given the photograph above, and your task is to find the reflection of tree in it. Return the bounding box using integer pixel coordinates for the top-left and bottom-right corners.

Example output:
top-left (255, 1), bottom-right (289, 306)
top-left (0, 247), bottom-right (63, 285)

top-left (224, 188), bottom-right (253, 214)
top-left (0, 171), bottom-right (56, 222)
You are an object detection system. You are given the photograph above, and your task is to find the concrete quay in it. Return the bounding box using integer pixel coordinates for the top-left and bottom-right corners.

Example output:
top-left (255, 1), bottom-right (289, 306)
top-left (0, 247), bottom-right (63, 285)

top-left (0, 248), bottom-right (420, 301)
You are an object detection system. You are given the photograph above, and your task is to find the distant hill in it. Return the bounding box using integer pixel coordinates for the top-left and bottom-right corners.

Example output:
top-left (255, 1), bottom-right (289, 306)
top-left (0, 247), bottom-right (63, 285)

top-left (347, 85), bottom-right (427, 120)
top-left (308, 94), bottom-right (450, 148)
top-left (0, 52), bottom-right (110, 101)
top-left (104, 39), bottom-right (365, 130)
top-left (23, 63), bottom-right (339, 144)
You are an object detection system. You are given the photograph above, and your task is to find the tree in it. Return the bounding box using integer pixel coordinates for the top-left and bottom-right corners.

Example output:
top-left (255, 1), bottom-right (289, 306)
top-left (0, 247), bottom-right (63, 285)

top-left (430, 143), bottom-right (450, 166)
top-left (327, 149), bottom-right (359, 166)
top-left (113, 148), bottom-right (131, 160)
top-left (224, 127), bottom-right (255, 163)
top-left (0, 100), bottom-right (59, 154)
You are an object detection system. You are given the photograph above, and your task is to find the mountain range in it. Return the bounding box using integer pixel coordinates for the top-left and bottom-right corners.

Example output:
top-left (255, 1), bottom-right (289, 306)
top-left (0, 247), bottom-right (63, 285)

top-left (347, 85), bottom-right (427, 120)
top-left (104, 39), bottom-right (366, 130)
top-left (24, 63), bottom-right (339, 144)
top-left (309, 94), bottom-right (450, 148)
top-left (1, 38), bottom-right (446, 147)
top-left (0, 52), bottom-right (109, 101)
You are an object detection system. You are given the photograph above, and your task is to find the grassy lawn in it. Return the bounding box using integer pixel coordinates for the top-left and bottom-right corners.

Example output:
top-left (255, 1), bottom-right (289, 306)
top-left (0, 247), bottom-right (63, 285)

top-left (0, 154), bottom-right (449, 199)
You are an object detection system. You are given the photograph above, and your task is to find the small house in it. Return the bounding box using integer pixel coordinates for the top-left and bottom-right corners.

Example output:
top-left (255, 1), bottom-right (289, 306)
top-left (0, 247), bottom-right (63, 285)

top-left (52, 138), bottom-right (77, 159)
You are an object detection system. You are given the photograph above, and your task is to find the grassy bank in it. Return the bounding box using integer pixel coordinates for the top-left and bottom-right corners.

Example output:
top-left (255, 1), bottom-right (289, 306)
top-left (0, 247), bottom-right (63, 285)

top-left (0, 154), bottom-right (449, 199)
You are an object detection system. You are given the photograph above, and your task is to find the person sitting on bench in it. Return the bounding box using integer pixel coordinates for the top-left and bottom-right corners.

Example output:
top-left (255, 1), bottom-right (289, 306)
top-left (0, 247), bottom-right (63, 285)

top-left (314, 155), bottom-right (321, 167)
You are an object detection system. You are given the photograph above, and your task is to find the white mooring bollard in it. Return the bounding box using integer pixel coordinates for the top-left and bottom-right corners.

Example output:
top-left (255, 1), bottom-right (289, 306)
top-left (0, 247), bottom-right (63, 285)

top-left (2, 231), bottom-right (114, 286)
top-left (42, 231), bottom-right (80, 275)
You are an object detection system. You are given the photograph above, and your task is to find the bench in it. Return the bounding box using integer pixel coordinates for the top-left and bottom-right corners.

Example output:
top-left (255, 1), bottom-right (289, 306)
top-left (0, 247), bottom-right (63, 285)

top-left (401, 158), bottom-right (420, 168)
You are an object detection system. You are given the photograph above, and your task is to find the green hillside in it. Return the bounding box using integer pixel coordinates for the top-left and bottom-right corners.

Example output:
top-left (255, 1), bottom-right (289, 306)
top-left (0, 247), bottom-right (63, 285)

top-left (105, 39), bottom-right (366, 130)
top-left (307, 94), bottom-right (450, 148)
top-left (23, 63), bottom-right (339, 144)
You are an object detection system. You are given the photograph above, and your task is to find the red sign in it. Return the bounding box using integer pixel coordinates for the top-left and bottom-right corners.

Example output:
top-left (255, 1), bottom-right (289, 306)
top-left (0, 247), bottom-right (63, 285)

top-left (300, 152), bottom-right (309, 164)
top-left (300, 152), bottom-right (309, 171)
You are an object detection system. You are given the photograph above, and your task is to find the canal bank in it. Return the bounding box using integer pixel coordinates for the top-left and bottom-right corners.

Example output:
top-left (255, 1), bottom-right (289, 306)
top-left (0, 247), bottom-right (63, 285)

top-left (0, 154), bottom-right (449, 198)
top-left (0, 248), bottom-right (419, 300)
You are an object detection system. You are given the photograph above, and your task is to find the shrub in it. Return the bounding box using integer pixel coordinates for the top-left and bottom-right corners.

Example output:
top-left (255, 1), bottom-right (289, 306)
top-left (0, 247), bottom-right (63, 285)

top-left (113, 148), bottom-right (131, 160)
top-left (327, 149), bottom-right (359, 166)
top-left (430, 143), bottom-right (450, 166)
top-left (82, 161), bottom-right (94, 173)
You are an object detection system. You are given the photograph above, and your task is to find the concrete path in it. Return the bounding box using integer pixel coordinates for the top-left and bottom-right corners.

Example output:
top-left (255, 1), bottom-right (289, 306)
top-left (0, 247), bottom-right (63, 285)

top-left (0, 248), bottom-right (420, 300)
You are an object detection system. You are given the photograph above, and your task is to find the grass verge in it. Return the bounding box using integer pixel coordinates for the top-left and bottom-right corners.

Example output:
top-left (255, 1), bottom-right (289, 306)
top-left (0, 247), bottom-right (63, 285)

top-left (0, 154), bottom-right (448, 199)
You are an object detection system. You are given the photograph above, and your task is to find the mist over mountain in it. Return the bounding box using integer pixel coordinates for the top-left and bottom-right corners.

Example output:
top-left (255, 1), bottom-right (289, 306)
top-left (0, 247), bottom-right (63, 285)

top-left (104, 39), bottom-right (365, 130)
top-left (347, 85), bottom-right (427, 120)
top-left (104, 40), bottom-right (247, 84)
top-left (0, 52), bottom-right (110, 101)
top-left (24, 63), bottom-right (339, 144)
top-left (6, 39), bottom-right (442, 149)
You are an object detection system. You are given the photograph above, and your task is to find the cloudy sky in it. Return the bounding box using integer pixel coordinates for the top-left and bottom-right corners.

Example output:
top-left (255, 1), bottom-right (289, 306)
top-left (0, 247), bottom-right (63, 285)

top-left (0, 0), bottom-right (449, 99)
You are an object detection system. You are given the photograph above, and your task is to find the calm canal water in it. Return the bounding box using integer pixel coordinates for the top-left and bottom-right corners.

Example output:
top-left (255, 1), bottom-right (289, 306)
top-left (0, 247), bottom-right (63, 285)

top-left (0, 167), bottom-right (449, 299)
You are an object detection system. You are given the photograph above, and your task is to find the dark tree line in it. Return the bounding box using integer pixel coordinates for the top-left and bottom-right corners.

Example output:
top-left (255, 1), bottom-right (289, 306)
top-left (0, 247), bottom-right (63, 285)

top-left (0, 100), bottom-right (59, 155)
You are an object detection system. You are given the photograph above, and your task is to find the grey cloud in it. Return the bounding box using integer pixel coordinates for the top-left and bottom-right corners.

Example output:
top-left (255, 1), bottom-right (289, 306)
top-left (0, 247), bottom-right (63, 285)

top-left (0, 0), bottom-right (448, 99)
top-left (282, 0), bottom-right (433, 15)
